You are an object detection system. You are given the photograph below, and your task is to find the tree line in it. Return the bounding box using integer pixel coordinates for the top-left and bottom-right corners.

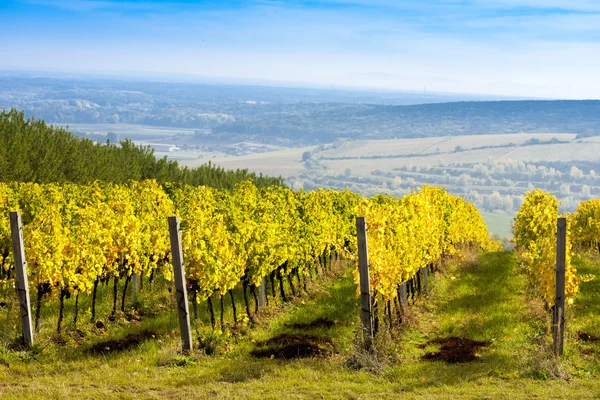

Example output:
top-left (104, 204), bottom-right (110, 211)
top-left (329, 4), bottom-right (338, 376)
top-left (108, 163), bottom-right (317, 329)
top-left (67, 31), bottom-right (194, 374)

top-left (0, 110), bottom-right (284, 188)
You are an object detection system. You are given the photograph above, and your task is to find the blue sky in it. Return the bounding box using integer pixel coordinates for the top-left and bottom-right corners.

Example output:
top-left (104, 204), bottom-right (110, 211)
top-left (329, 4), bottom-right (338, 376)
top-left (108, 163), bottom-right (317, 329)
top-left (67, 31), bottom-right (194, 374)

top-left (1, 0), bottom-right (600, 98)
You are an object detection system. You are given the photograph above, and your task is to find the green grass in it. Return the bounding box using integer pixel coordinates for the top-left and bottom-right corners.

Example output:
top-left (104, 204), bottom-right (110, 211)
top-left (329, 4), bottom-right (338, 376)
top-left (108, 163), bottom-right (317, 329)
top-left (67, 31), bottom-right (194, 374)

top-left (568, 254), bottom-right (600, 377)
top-left (1, 254), bottom-right (600, 398)
top-left (572, 255), bottom-right (600, 333)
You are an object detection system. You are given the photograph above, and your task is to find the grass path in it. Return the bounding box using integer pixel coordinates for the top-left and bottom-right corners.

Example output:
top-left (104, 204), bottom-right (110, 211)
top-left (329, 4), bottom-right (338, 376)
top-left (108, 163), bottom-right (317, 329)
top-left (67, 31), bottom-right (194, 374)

top-left (2, 253), bottom-right (600, 399)
top-left (567, 254), bottom-right (600, 377)
top-left (395, 251), bottom-right (544, 381)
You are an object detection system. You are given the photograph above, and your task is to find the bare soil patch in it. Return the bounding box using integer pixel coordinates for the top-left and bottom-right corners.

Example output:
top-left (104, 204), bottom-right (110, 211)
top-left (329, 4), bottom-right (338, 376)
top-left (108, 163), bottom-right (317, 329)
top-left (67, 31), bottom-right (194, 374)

top-left (418, 337), bottom-right (490, 363)
top-left (251, 333), bottom-right (334, 359)
top-left (578, 332), bottom-right (600, 343)
top-left (88, 330), bottom-right (156, 354)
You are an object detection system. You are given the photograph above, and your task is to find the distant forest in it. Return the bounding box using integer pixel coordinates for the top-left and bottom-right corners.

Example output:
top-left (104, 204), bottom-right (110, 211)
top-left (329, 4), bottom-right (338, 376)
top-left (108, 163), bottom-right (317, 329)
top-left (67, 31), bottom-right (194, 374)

top-left (211, 100), bottom-right (600, 143)
top-left (0, 110), bottom-right (283, 188)
top-left (2, 76), bottom-right (600, 146)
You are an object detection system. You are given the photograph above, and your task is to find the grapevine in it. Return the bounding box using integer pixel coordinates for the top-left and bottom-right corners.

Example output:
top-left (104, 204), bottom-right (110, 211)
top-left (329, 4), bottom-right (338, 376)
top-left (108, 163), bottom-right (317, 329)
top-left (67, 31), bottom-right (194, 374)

top-left (513, 189), bottom-right (579, 305)
top-left (0, 180), bottom-right (497, 333)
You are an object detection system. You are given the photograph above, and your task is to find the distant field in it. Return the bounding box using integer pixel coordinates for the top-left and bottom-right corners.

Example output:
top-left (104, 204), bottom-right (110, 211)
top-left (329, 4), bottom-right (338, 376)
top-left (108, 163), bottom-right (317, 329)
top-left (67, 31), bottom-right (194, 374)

top-left (196, 133), bottom-right (589, 179)
top-left (184, 132), bottom-right (599, 222)
top-left (317, 133), bottom-right (576, 159)
top-left (318, 137), bottom-right (443, 158)
top-left (58, 123), bottom-right (197, 140)
top-left (60, 127), bottom-right (589, 174)
top-left (481, 212), bottom-right (514, 238)
top-left (189, 146), bottom-right (314, 176)
top-left (497, 141), bottom-right (600, 163)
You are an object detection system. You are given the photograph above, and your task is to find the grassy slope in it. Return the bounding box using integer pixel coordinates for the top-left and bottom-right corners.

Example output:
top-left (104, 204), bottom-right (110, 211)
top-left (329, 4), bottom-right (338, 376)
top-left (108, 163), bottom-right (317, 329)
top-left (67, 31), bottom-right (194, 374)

top-left (1, 254), bottom-right (600, 399)
top-left (569, 254), bottom-right (600, 377)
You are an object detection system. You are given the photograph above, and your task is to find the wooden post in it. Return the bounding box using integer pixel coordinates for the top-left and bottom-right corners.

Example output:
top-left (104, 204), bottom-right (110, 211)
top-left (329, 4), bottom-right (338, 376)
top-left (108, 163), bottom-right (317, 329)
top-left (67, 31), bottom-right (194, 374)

top-left (420, 267), bottom-right (429, 294)
top-left (356, 216), bottom-right (373, 346)
top-left (168, 216), bottom-right (193, 352)
top-left (398, 283), bottom-right (408, 306)
top-left (131, 273), bottom-right (140, 303)
top-left (132, 273), bottom-right (140, 292)
top-left (553, 217), bottom-right (567, 357)
top-left (9, 212), bottom-right (33, 346)
top-left (258, 276), bottom-right (267, 308)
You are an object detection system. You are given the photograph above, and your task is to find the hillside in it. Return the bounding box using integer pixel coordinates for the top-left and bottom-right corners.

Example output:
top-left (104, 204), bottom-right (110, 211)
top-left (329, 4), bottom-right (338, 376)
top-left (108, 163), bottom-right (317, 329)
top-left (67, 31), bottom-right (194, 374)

top-left (212, 100), bottom-right (600, 143)
top-left (3, 76), bottom-right (600, 147)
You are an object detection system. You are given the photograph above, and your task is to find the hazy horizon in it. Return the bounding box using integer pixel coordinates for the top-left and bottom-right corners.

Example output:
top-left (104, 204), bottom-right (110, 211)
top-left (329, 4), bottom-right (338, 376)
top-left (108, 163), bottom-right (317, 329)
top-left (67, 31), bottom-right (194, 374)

top-left (1, 67), bottom-right (548, 101)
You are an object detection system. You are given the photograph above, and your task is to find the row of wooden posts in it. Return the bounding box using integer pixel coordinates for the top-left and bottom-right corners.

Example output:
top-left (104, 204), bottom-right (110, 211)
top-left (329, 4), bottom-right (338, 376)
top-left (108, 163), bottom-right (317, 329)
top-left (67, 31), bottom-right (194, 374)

top-left (9, 214), bottom-right (269, 351)
top-left (8, 213), bottom-right (568, 357)
top-left (356, 216), bottom-right (568, 357)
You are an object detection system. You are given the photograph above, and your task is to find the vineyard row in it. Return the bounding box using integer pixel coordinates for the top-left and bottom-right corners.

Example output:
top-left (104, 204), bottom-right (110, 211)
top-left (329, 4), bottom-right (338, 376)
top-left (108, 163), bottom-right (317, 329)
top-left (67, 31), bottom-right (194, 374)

top-left (0, 180), bottom-right (498, 339)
